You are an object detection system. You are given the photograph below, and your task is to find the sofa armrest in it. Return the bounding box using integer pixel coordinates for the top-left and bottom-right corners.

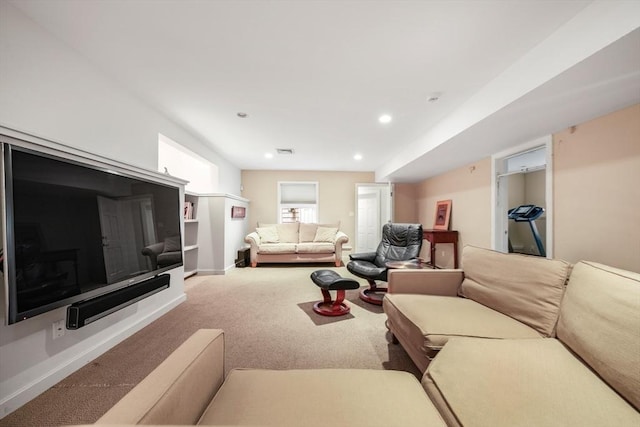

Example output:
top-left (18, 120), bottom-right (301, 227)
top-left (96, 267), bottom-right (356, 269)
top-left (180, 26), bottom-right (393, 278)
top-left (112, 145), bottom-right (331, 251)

top-left (245, 231), bottom-right (260, 246)
top-left (96, 329), bottom-right (225, 425)
top-left (141, 242), bottom-right (165, 257)
top-left (244, 232), bottom-right (261, 266)
top-left (141, 242), bottom-right (165, 270)
top-left (334, 231), bottom-right (349, 261)
top-left (335, 231), bottom-right (349, 245)
top-left (387, 269), bottom-right (464, 296)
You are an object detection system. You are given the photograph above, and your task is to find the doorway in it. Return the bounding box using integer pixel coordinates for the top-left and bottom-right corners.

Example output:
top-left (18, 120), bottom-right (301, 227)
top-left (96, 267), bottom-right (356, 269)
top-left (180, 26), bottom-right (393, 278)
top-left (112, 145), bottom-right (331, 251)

top-left (492, 136), bottom-right (553, 258)
top-left (355, 183), bottom-right (393, 252)
top-left (502, 170), bottom-right (547, 256)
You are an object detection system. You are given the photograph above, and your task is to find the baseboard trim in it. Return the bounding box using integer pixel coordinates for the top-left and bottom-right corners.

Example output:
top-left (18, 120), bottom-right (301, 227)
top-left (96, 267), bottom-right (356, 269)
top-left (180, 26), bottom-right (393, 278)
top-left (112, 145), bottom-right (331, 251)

top-left (0, 293), bottom-right (186, 419)
top-left (197, 265), bottom-right (236, 276)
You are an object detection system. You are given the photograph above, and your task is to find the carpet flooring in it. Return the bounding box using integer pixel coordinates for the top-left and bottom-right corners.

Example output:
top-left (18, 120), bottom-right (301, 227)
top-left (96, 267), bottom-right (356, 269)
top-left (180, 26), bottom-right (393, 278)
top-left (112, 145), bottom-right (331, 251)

top-left (0, 264), bottom-right (419, 426)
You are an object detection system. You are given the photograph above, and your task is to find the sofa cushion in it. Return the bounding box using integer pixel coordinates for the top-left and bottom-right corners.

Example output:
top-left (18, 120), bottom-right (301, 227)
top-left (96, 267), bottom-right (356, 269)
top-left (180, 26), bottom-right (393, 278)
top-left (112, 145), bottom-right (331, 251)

top-left (299, 222), bottom-right (340, 242)
top-left (296, 242), bottom-right (335, 253)
top-left (313, 226), bottom-right (338, 242)
top-left (258, 243), bottom-right (296, 254)
top-left (199, 368), bottom-right (446, 426)
top-left (557, 261), bottom-right (640, 410)
top-left (256, 226), bottom-right (280, 243)
top-left (276, 222), bottom-right (300, 243)
top-left (299, 223), bottom-right (319, 242)
top-left (459, 245), bottom-right (571, 337)
top-left (163, 235), bottom-right (181, 252)
top-left (257, 222), bottom-right (300, 243)
top-left (384, 294), bottom-right (541, 356)
top-left (423, 337), bottom-right (640, 427)
top-left (157, 251), bottom-right (181, 266)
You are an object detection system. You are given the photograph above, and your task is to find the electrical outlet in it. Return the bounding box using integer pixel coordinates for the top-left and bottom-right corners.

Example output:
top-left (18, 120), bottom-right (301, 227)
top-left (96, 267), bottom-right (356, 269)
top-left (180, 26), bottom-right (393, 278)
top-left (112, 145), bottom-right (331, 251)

top-left (52, 320), bottom-right (65, 340)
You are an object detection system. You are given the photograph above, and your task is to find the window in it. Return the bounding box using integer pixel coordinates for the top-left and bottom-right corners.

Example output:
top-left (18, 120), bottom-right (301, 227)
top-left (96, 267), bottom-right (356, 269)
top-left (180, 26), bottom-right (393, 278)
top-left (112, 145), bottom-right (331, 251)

top-left (505, 146), bottom-right (546, 174)
top-left (278, 182), bottom-right (318, 223)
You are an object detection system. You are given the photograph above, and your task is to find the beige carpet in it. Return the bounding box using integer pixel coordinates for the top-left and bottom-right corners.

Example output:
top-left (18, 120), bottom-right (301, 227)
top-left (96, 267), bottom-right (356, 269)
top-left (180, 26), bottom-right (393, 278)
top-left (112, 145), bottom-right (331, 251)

top-left (0, 264), bottom-right (419, 426)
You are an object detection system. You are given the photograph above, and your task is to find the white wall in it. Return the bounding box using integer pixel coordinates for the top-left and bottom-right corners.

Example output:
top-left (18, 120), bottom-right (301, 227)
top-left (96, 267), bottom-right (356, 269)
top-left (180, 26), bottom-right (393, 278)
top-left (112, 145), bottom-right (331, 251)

top-left (158, 134), bottom-right (220, 194)
top-left (0, 3), bottom-right (240, 417)
top-left (0, 2), bottom-right (240, 195)
top-left (222, 196), bottom-right (251, 272)
top-left (197, 194), bottom-right (249, 274)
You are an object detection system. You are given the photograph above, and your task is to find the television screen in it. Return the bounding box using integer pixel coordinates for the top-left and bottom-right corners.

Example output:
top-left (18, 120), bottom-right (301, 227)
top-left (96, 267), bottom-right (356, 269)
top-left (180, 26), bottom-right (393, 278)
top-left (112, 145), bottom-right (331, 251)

top-left (2, 144), bottom-right (182, 324)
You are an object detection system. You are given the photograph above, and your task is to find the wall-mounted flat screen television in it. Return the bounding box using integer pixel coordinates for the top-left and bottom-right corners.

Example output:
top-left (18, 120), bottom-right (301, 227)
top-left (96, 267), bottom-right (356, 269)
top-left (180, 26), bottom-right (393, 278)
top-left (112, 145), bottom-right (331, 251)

top-left (1, 142), bottom-right (183, 324)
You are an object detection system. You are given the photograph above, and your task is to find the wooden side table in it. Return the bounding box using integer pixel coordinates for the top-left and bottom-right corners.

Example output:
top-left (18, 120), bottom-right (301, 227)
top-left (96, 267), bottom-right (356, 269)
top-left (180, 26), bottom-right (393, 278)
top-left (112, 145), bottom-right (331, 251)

top-left (385, 260), bottom-right (427, 269)
top-left (422, 229), bottom-right (459, 269)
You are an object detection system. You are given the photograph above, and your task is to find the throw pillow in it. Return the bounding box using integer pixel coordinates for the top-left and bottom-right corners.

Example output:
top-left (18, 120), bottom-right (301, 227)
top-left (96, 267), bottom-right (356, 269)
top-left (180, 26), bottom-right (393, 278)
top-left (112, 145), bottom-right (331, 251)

top-left (299, 223), bottom-right (319, 242)
top-left (256, 226), bottom-right (280, 243)
top-left (276, 223), bottom-right (299, 243)
top-left (313, 227), bottom-right (338, 243)
top-left (163, 236), bottom-right (181, 252)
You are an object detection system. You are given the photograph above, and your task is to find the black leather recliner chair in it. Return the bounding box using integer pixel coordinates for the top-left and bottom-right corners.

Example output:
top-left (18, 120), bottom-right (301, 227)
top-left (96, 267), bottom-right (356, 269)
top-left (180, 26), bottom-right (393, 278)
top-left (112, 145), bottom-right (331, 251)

top-left (347, 223), bottom-right (423, 305)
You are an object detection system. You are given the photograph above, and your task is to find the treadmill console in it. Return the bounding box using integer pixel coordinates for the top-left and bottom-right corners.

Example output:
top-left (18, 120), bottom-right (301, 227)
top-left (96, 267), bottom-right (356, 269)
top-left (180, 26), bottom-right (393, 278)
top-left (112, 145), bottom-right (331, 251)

top-left (508, 205), bottom-right (544, 222)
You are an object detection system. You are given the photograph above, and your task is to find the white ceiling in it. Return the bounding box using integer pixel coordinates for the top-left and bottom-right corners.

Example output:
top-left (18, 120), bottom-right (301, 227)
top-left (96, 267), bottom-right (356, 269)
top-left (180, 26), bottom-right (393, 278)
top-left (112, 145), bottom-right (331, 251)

top-left (10, 0), bottom-right (640, 182)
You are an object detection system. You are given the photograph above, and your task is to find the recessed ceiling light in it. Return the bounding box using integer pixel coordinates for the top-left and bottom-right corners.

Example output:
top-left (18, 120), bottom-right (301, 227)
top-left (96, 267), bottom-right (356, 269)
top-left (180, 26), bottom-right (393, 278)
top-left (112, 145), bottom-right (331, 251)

top-left (237, 112), bottom-right (248, 118)
top-left (378, 114), bottom-right (392, 124)
top-left (264, 153), bottom-right (273, 159)
top-left (354, 154), bottom-right (363, 161)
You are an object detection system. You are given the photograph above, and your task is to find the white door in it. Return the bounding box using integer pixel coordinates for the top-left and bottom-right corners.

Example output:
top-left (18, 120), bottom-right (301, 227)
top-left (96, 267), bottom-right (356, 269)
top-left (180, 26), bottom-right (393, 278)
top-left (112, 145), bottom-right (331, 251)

top-left (97, 196), bottom-right (127, 283)
top-left (355, 183), bottom-right (393, 253)
top-left (357, 192), bottom-right (379, 252)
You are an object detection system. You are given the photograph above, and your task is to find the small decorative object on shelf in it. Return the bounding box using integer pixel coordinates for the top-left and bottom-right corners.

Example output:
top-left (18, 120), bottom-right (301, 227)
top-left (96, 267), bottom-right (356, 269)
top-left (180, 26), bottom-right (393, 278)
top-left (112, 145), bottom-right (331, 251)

top-left (231, 206), bottom-right (246, 218)
top-left (433, 199), bottom-right (452, 230)
top-left (184, 201), bottom-right (195, 220)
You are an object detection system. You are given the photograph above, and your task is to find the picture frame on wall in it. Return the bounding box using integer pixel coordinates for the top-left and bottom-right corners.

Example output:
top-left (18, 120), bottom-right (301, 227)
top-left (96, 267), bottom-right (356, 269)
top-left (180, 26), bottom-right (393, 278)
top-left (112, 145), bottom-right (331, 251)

top-left (231, 206), bottom-right (246, 219)
top-left (433, 199), bottom-right (452, 230)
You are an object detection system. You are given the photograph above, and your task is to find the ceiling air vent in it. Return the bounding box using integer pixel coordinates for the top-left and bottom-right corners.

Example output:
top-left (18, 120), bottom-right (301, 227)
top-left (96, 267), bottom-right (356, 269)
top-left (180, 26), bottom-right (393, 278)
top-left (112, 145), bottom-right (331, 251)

top-left (276, 148), bottom-right (295, 155)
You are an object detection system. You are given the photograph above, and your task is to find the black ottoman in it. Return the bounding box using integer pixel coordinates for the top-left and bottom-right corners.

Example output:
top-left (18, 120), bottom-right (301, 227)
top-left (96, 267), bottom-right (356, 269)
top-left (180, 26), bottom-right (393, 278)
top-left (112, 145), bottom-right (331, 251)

top-left (310, 270), bottom-right (360, 316)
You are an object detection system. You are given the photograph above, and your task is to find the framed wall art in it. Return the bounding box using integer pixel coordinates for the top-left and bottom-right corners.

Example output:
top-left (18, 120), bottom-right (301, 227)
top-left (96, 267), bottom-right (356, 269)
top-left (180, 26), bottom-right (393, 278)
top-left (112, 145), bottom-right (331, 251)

top-left (433, 199), bottom-right (452, 230)
top-left (231, 206), bottom-right (246, 219)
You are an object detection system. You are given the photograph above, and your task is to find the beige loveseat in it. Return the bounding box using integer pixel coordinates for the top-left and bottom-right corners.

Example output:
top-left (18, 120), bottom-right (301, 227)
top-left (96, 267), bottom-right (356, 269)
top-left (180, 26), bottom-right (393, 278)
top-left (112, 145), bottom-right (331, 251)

top-left (384, 245), bottom-right (640, 426)
top-left (86, 329), bottom-right (446, 427)
top-left (244, 222), bottom-right (348, 267)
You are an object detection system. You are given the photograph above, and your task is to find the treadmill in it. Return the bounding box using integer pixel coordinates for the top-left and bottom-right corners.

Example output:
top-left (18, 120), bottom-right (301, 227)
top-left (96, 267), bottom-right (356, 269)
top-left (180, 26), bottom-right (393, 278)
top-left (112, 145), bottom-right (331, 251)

top-left (507, 204), bottom-right (546, 257)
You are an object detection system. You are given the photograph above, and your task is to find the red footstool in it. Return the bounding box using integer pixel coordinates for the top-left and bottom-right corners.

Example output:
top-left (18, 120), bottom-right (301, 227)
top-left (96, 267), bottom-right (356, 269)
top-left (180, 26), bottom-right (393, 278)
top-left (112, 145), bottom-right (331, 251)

top-left (310, 270), bottom-right (360, 316)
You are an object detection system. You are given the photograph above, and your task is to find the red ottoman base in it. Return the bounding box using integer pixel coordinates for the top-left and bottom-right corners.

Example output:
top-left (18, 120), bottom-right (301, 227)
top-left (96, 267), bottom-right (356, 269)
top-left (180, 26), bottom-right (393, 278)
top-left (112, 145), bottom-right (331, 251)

top-left (313, 289), bottom-right (350, 316)
top-left (359, 287), bottom-right (387, 306)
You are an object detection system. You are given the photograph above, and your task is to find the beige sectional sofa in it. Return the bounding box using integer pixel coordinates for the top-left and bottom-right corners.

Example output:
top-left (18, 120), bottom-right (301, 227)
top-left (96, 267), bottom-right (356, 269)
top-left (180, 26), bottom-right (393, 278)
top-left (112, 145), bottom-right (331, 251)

top-left (87, 329), bottom-right (447, 427)
top-left (244, 222), bottom-right (348, 267)
top-left (75, 245), bottom-right (639, 427)
top-left (384, 245), bottom-right (640, 426)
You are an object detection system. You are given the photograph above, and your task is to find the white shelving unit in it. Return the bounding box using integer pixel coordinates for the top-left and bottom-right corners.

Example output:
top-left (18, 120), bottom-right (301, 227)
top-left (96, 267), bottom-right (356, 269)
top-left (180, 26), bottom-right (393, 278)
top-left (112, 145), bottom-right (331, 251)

top-left (182, 192), bottom-right (250, 276)
top-left (183, 193), bottom-right (199, 278)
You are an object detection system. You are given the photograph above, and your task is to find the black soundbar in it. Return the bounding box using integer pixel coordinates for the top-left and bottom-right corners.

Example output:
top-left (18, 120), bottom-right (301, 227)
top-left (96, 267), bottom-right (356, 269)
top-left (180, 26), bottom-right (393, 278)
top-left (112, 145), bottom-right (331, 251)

top-left (66, 274), bottom-right (170, 329)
